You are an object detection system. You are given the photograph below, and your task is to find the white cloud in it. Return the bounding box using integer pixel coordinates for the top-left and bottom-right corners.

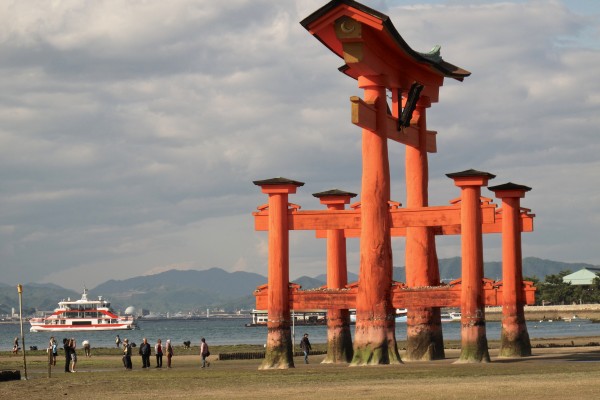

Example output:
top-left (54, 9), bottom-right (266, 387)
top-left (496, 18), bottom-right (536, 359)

top-left (1, 0), bottom-right (599, 290)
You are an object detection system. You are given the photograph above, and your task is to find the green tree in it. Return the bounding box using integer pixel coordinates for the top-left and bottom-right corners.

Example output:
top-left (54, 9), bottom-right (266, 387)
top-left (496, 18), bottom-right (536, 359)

top-left (576, 275), bottom-right (600, 304)
top-left (537, 270), bottom-right (576, 305)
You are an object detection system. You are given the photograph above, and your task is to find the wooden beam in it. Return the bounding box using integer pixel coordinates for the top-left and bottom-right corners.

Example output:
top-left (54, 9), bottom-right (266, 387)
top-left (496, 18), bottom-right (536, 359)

top-left (255, 204), bottom-right (496, 231)
top-left (315, 211), bottom-right (533, 238)
top-left (253, 281), bottom-right (536, 310)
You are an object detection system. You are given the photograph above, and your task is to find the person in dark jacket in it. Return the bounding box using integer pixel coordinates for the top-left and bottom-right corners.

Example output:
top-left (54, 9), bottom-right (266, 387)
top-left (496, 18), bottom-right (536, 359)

top-left (139, 337), bottom-right (151, 368)
top-left (300, 333), bottom-right (312, 364)
top-left (63, 338), bottom-right (71, 372)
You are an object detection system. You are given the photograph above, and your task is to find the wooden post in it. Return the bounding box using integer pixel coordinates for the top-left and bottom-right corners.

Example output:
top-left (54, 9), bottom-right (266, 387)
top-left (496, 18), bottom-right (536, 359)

top-left (314, 190), bottom-right (356, 363)
top-left (447, 169), bottom-right (494, 363)
top-left (351, 76), bottom-right (401, 366)
top-left (17, 284), bottom-right (28, 379)
top-left (489, 182), bottom-right (532, 357)
top-left (401, 95), bottom-right (445, 361)
top-left (253, 177), bottom-right (304, 369)
top-left (48, 347), bottom-right (52, 378)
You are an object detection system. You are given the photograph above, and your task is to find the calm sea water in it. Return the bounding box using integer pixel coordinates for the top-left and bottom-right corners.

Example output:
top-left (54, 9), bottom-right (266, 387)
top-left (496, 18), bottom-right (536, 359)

top-left (2, 318), bottom-right (600, 351)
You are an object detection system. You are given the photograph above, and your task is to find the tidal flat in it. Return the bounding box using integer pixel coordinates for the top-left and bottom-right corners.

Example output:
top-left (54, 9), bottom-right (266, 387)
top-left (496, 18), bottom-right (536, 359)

top-left (1, 339), bottom-right (600, 400)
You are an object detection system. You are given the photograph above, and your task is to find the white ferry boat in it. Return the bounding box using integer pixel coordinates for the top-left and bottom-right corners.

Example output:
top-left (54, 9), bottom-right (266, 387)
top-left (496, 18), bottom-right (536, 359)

top-left (245, 309), bottom-right (327, 327)
top-left (29, 289), bottom-right (135, 332)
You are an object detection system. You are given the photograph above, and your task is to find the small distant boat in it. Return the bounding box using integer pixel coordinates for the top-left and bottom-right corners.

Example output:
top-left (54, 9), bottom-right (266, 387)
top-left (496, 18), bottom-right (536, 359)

top-left (441, 311), bottom-right (461, 322)
top-left (29, 289), bottom-right (135, 332)
top-left (395, 308), bottom-right (408, 323)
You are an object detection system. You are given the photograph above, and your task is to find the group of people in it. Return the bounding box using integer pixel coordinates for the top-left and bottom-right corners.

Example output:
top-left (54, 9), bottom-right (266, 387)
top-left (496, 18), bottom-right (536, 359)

top-left (15, 332), bottom-right (311, 371)
top-left (120, 336), bottom-right (175, 370)
top-left (16, 333), bottom-right (312, 372)
top-left (44, 336), bottom-right (90, 372)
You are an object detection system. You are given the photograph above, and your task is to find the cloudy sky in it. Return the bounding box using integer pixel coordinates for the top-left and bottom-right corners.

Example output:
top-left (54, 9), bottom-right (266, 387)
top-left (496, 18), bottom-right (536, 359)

top-left (1, 0), bottom-right (599, 291)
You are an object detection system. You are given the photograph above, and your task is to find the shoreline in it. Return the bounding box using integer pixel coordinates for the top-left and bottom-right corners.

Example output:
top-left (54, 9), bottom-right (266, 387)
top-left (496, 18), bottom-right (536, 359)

top-left (2, 334), bottom-right (599, 355)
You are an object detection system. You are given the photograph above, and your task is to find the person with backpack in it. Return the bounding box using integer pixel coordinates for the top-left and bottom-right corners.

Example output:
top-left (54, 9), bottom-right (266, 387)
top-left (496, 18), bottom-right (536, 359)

top-left (122, 338), bottom-right (132, 370)
top-left (200, 338), bottom-right (210, 368)
top-left (48, 337), bottom-right (57, 366)
top-left (165, 339), bottom-right (174, 368)
top-left (155, 338), bottom-right (163, 368)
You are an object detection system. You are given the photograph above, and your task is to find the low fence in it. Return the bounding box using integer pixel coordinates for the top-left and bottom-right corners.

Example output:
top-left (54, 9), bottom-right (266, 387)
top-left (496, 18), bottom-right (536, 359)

top-left (485, 304), bottom-right (600, 321)
top-left (218, 350), bottom-right (327, 361)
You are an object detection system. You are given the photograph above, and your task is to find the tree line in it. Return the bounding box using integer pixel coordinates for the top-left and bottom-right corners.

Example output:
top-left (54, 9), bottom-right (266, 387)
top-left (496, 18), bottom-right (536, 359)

top-left (527, 271), bottom-right (600, 305)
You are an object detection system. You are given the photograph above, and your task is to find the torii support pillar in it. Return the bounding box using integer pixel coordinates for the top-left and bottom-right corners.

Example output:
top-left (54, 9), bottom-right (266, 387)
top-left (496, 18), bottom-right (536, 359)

top-left (253, 177), bottom-right (304, 369)
top-left (314, 189), bottom-right (356, 363)
top-left (402, 97), bottom-right (444, 361)
top-left (489, 183), bottom-right (533, 357)
top-left (447, 169), bottom-right (494, 363)
top-left (352, 76), bottom-right (401, 366)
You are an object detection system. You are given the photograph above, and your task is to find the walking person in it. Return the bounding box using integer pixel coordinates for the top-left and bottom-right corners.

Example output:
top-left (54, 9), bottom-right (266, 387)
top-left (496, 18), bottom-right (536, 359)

top-left (12, 337), bottom-right (19, 355)
top-left (122, 338), bottom-right (132, 370)
top-left (115, 334), bottom-right (122, 348)
top-left (63, 338), bottom-right (71, 373)
top-left (165, 339), bottom-right (174, 368)
top-left (155, 338), bottom-right (163, 368)
top-left (82, 340), bottom-right (91, 357)
top-left (139, 337), bottom-right (151, 368)
top-left (69, 338), bottom-right (78, 372)
top-left (200, 338), bottom-right (210, 368)
top-left (300, 333), bottom-right (312, 364)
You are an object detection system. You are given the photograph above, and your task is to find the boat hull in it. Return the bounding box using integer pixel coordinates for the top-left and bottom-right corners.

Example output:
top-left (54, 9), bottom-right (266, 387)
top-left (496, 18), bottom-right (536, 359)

top-left (30, 323), bottom-right (134, 332)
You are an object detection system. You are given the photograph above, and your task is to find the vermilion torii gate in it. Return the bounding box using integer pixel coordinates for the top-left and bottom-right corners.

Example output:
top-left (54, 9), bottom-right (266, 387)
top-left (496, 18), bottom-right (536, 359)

top-left (253, 175), bottom-right (536, 367)
top-left (251, 0), bottom-right (536, 369)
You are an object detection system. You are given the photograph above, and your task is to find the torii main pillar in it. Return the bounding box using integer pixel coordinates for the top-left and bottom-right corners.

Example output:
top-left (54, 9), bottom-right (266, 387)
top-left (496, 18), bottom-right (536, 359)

top-left (490, 183), bottom-right (533, 357)
top-left (253, 177), bottom-right (304, 369)
top-left (352, 76), bottom-right (401, 366)
top-left (314, 189), bottom-right (356, 363)
top-left (301, 0), bottom-right (471, 364)
top-left (448, 169), bottom-right (494, 363)
top-left (402, 98), bottom-right (444, 361)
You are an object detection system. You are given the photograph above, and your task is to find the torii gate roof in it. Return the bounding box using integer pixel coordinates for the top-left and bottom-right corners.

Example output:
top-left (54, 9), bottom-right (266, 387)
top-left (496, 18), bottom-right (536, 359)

top-left (300, 0), bottom-right (470, 101)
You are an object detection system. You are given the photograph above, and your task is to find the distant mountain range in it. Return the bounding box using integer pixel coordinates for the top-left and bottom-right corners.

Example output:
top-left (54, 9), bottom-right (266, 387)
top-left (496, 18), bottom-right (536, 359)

top-left (1, 257), bottom-right (597, 315)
